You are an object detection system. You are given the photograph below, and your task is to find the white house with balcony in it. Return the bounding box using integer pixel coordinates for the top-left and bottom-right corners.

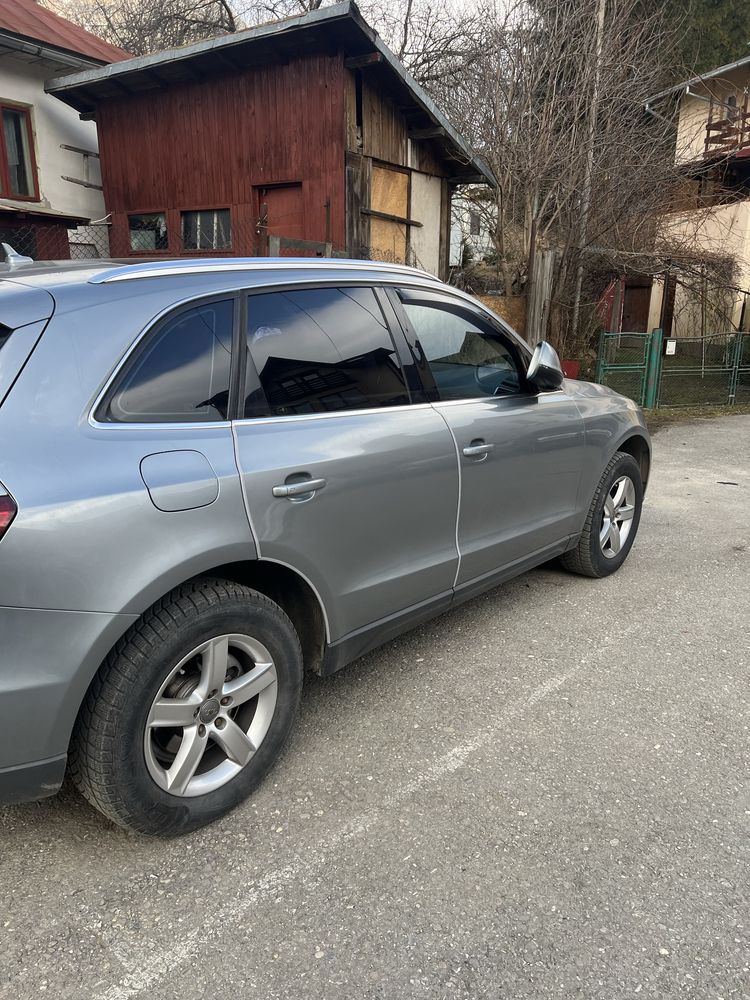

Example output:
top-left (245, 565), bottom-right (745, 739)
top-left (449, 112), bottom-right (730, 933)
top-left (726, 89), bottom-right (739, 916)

top-left (645, 55), bottom-right (750, 337)
top-left (0, 0), bottom-right (127, 259)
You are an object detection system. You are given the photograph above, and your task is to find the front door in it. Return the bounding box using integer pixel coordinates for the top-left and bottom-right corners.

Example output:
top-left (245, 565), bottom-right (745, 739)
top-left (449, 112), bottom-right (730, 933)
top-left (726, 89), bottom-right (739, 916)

top-left (233, 284), bottom-right (460, 642)
top-left (394, 289), bottom-right (585, 593)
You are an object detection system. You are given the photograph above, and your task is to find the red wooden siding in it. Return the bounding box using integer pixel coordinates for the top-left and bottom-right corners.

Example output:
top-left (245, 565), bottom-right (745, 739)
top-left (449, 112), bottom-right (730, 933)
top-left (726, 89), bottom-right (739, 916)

top-left (97, 53), bottom-right (347, 256)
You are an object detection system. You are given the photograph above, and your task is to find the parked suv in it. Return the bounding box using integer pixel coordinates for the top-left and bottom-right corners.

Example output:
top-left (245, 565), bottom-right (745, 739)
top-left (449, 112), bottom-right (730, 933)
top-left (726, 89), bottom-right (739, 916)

top-left (0, 256), bottom-right (650, 835)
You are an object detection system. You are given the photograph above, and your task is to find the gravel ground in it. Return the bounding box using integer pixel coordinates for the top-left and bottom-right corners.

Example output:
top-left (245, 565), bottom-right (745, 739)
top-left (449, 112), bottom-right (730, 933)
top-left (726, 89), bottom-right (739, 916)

top-left (1, 415), bottom-right (748, 1000)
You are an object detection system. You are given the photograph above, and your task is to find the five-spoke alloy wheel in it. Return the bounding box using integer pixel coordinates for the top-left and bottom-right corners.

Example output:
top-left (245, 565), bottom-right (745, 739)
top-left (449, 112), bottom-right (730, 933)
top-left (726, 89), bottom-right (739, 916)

top-left (599, 475), bottom-right (637, 559)
top-left (71, 579), bottom-right (303, 836)
top-left (144, 634), bottom-right (278, 797)
top-left (562, 450), bottom-right (644, 578)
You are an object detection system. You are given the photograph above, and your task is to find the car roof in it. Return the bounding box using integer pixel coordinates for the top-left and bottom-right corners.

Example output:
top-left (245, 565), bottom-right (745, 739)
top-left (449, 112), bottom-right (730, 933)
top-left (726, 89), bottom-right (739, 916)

top-left (0, 256), bottom-right (444, 292)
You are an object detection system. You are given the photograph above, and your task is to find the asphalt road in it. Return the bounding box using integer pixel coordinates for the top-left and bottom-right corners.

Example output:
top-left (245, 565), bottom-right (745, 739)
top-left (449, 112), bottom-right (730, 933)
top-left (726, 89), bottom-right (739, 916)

top-left (1, 415), bottom-right (748, 1000)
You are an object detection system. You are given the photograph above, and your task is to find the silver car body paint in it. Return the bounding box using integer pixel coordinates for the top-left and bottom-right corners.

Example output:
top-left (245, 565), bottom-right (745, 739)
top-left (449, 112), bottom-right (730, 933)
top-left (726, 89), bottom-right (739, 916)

top-left (0, 258), bottom-right (650, 802)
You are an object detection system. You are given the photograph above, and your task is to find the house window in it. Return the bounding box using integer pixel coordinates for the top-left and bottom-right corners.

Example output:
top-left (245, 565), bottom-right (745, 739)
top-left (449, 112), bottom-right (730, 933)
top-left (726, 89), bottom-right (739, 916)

top-left (129, 213), bottom-right (168, 252)
top-left (0, 104), bottom-right (37, 200)
top-left (469, 210), bottom-right (481, 237)
top-left (182, 209), bottom-right (231, 250)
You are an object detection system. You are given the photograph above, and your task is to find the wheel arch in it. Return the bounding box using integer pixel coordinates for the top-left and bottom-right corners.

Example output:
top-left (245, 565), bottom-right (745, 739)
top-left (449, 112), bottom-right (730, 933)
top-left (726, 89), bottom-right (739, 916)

top-left (64, 559), bottom-right (328, 758)
top-left (615, 432), bottom-right (651, 490)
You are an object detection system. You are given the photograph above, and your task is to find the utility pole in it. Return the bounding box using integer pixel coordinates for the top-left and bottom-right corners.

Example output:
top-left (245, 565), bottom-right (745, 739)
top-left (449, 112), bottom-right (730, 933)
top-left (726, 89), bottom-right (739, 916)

top-left (570, 0), bottom-right (607, 340)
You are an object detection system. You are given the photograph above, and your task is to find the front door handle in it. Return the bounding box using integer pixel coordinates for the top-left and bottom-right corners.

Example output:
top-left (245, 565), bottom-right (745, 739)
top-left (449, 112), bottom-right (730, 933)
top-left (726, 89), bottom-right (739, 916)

top-left (462, 441), bottom-right (494, 458)
top-left (272, 478), bottom-right (327, 498)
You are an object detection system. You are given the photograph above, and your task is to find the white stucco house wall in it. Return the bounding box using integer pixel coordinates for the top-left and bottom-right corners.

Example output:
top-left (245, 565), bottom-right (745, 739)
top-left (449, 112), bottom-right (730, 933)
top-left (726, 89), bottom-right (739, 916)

top-left (450, 190), bottom-right (496, 267)
top-left (645, 55), bottom-right (750, 336)
top-left (0, 0), bottom-right (127, 259)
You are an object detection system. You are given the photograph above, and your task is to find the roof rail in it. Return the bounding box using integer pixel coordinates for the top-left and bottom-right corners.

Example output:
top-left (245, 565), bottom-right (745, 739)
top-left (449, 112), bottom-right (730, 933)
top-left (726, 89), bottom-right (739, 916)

top-left (89, 257), bottom-right (444, 285)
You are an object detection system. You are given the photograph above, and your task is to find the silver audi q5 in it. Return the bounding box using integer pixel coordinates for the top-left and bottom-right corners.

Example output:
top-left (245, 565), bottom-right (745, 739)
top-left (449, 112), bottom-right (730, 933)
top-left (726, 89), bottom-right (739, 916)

top-left (0, 255), bottom-right (650, 834)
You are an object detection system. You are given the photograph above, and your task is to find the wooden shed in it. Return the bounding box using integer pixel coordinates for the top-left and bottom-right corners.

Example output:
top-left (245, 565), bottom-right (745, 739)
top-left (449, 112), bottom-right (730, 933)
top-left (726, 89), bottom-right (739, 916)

top-left (47, 2), bottom-right (494, 277)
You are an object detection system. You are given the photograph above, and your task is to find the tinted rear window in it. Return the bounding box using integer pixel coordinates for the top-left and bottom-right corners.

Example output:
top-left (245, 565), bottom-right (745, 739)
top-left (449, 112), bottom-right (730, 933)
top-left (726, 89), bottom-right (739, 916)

top-left (103, 299), bottom-right (234, 423)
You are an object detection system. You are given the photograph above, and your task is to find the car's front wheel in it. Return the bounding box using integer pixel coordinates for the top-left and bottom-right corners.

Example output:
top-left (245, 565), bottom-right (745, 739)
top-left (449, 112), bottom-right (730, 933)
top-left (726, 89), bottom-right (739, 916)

top-left (70, 579), bottom-right (303, 835)
top-left (562, 450), bottom-right (643, 578)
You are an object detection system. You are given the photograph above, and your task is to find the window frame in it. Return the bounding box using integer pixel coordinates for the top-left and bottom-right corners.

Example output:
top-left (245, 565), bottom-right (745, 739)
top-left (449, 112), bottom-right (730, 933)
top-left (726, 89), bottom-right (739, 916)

top-left (127, 211), bottom-right (170, 256)
top-left (0, 101), bottom-right (39, 202)
top-left (238, 281), bottom-right (415, 421)
top-left (180, 207), bottom-right (232, 254)
top-left (387, 287), bottom-right (534, 403)
top-left (93, 291), bottom-right (243, 426)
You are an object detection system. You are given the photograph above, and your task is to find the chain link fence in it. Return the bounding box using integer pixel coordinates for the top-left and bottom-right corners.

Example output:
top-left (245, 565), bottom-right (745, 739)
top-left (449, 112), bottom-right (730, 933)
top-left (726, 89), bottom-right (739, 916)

top-left (597, 328), bottom-right (750, 408)
top-left (0, 220), bottom-right (433, 266)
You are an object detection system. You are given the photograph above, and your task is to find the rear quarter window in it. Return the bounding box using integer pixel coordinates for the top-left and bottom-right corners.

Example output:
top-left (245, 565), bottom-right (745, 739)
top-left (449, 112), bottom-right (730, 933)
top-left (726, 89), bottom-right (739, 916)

top-left (0, 319), bottom-right (49, 407)
top-left (100, 298), bottom-right (235, 423)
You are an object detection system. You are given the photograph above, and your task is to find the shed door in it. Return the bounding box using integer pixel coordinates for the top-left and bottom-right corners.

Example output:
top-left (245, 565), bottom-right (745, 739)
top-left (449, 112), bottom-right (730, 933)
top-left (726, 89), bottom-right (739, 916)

top-left (258, 184), bottom-right (304, 251)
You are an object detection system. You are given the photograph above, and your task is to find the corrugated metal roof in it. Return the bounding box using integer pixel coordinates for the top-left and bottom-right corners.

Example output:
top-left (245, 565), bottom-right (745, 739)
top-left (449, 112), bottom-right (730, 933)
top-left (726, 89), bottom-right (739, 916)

top-left (0, 0), bottom-right (130, 65)
top-left (46, 1), bottom-right (495, 186)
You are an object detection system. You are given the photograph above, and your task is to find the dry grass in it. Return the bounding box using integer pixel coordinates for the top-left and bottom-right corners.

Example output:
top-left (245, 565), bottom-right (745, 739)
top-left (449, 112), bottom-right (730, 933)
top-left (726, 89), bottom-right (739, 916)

top-left (644, 404), bottom-right (750, 434)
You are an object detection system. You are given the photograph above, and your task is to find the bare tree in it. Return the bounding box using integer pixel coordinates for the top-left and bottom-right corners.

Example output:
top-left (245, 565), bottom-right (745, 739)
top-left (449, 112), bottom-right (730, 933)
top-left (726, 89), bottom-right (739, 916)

top-left (46, 0), bottom-right (237, 54)
top-left (444, 0), bottom-right (737, 353)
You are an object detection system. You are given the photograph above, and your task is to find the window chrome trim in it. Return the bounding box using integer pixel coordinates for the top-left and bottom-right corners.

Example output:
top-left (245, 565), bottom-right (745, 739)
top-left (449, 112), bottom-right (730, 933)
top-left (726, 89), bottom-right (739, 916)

top-left (232, 401), bottom-right (435, 427)
top-left (87, 279), bottom-right (452, 430)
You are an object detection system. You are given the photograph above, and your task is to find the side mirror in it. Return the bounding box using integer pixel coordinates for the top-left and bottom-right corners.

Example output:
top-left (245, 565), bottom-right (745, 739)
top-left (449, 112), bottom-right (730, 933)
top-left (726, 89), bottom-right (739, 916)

top-left (526, 341), bottom-right (564, 391)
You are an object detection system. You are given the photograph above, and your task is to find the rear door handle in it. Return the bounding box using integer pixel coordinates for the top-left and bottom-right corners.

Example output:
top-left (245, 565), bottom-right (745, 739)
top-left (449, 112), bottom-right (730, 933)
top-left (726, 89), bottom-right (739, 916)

top-left (272, 478), bottom-right (327, 498)
top-left (462, 441), bottom-right (494, 458)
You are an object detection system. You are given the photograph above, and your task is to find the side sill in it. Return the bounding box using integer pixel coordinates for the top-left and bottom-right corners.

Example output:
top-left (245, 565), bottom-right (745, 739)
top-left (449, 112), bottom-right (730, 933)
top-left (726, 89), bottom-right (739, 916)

top-left (452, 537), bottom-right (573, 605)
top-left (320, 590), bottom-right (453, 676)
top-left (0, 753), bottom-right (67, 805)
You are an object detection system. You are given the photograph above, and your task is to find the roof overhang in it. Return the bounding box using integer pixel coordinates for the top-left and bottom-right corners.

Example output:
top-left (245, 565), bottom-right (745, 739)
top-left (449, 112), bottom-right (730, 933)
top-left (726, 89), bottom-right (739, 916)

top-left (46, 1), bottom-right (495, 187)
top-left (646, 53), bottom-right (750, 105)
top-left (0, 29), bottom-right (108, 72)
top-left (0, 200), bottom-right (89, 226)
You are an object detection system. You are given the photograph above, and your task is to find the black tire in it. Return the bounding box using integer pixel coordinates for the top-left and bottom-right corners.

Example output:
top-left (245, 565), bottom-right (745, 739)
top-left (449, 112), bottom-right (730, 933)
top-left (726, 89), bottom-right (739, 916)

top-left (561, 451), bottom-right (643, 578)
top-left (69, 578), bottom-right (303, 836)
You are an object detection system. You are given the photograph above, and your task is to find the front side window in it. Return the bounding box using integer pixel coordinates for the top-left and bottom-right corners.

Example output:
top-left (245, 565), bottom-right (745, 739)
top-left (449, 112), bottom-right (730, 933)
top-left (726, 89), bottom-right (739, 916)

top-left (244, 287), bottom-right (408, 417)
top-left (182, 209), bottom-right (231, 250)
top-left (402, 300), bottom-right (521, 400)
top-left (129, 213), bottom-right (168, 252)
top-left (1, 105), bottom-right (36, 199)
top-left (103, 299), bottom-right (233, 422)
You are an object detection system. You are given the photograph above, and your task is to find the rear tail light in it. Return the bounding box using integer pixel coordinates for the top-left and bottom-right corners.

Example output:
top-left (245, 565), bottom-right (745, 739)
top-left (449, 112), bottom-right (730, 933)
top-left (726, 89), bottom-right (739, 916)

top-left (0, 491), bottom-right (17, 539)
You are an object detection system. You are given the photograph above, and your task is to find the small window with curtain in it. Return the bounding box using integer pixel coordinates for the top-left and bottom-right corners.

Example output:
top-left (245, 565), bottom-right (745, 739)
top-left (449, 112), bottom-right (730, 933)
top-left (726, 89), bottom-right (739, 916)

top-left (469, 210), bottom-right (481, 236)
top-left (0, 104), bottom-right (37, 200)
top-left (129, 213), bottom-right (168, 252)
top-left (182, 209), bottom-right (231, 251)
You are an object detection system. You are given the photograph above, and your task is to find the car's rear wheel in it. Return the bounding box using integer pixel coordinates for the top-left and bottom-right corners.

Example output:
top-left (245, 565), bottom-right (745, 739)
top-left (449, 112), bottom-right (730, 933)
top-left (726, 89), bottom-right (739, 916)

top-left (561, 451), bottom-right (643, 578)
top-left (70, 578), bottom-right (303, 835)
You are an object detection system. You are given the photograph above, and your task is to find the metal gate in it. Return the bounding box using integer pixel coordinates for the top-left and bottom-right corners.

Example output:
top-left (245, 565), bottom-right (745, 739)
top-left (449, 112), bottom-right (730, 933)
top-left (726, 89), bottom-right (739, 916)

top-left (595, 329), bottom-right (663, 407)
top-left (596, 329), bottom-right (750, 408)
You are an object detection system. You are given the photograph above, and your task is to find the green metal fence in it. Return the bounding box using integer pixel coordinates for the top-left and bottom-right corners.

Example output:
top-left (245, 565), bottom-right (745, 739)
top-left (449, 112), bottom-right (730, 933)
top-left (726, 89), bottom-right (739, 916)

top-left (596, 329), bottom-right (750, 408)
top-left (595, 330), bottom-right (663, 407)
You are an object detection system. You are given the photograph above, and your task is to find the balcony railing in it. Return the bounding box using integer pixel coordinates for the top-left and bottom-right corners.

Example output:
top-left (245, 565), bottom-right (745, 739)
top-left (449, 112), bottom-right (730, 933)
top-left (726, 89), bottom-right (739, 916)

top-left (704, 100), bottom-right (750, 158)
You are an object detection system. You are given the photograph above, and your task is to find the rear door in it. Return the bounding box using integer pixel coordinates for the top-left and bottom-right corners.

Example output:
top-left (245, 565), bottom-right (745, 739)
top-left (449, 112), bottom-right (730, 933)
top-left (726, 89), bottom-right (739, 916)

top-left (232, 284), bottom-right (459, 642)
top-left (392, 288), bottom-right (585, 594)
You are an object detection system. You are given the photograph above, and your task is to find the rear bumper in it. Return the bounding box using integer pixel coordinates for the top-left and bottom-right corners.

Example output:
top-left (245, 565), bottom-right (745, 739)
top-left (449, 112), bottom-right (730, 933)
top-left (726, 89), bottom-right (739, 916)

top-left (0, 605), bottom-right (136, 803)
top-left (0, 754), bottom-right (67, 804)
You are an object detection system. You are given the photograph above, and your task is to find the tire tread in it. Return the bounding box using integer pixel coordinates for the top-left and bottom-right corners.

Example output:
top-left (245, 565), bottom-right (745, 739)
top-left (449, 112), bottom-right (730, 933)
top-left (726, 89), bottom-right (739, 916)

top-left (69, 577), bottom-right (299, 833)
top-left (561, 450), bottom-right (640, 578)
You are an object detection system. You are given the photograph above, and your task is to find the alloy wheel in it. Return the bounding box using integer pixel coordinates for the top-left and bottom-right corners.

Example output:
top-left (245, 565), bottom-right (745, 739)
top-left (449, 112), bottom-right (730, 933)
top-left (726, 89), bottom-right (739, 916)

top-left (143, 634), bottom-right (278, 797)
top-left (599, 475), bottom-right (636, 559)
